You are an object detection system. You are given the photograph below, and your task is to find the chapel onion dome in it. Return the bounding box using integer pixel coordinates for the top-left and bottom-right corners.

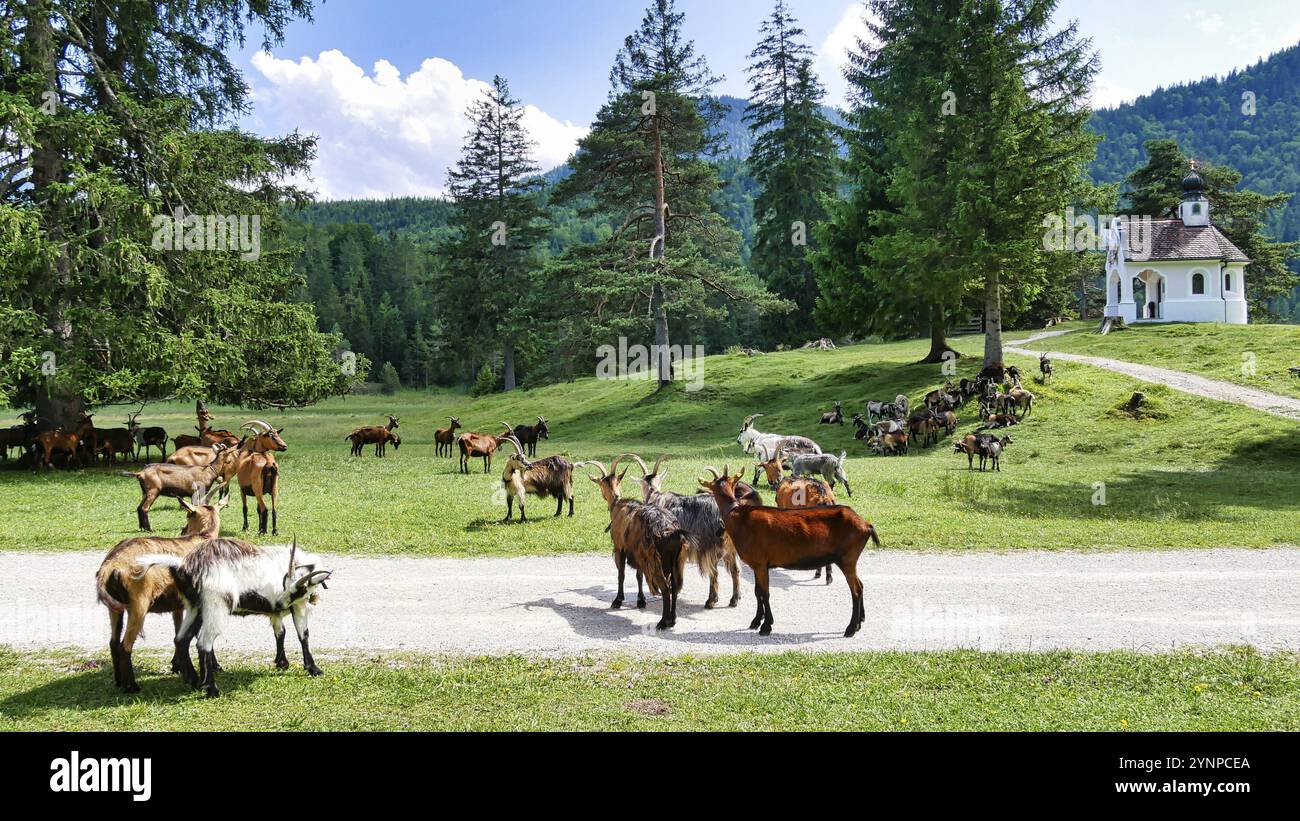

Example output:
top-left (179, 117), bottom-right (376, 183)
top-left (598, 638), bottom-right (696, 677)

top-left (1181, 167), bottom-right (1206, 198)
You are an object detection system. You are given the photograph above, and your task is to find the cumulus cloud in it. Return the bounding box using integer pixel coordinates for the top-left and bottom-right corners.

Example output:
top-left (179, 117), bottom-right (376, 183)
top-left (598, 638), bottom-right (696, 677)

top-left (816, 3), bottom-right (879, 108)
top-left (247, 50), bottom-right (587, 199)
top-left (1090, 78), bottom-right (1140, 110)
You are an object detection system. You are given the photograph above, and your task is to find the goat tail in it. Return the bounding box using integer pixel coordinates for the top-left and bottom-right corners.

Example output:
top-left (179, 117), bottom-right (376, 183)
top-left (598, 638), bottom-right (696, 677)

top-left (95, 567), bottom-right (127, 613)
top-left (116, 470), bottom-right (139, 478)
top-left (130, 553), bottom-right (183, 581)
top-left (865, 523), bottom-right (882, 549)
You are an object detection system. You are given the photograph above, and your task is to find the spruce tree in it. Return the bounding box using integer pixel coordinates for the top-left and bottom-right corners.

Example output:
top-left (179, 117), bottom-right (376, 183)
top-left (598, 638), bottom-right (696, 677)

top-left (444, 75), bottom-right (546, 391)
top-left (744, 1), bottom-right (838, 346)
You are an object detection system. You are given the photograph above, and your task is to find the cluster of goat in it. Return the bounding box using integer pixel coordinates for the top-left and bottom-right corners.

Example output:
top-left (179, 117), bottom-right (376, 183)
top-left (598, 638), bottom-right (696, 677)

top-left (96, 485), bottom-right (330, 697)
top-left (2, 408), bottom-right (176, 469)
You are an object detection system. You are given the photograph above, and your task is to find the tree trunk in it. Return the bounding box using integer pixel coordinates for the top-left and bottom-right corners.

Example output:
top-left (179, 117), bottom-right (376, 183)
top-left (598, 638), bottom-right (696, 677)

top-left (502, 337), bottom-right (517, 391)
top-left (1078, 273), bottom-right (1089, 320)
top-left (651, 114), bottom-right (673, 387)
top-left (983, 268), bottom-right (1004, 367)
top-left (920, 302), bottom-right (959, 364)
top-left (35, 394), bottom-right (84, 432)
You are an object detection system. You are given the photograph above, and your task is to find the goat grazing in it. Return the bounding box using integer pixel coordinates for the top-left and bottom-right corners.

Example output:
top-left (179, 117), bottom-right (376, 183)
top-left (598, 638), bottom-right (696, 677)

top-left (434, 416), bottom-right (462, 457)
top-left (96, 492), bottom-right (227, 692)
top-left (790, 450), bottom-right (852, 497)
top-left (510, 416), bottom-right (551, 457)
top-left (699, 468), bottom-right (880, 637)
top-left (819, 401), bottom-right (844, 425)
top-left (582, 457), bottom-right (689, 630)
top-left (457, 424), bottom-right (512, 474)
top-left (138, 537), bottom-right (331, 697)
top-left (345, 415), bottom-right (400, 457)
top-left (500, 435), bottom-right (575, 522)
top-left (127, 413), bottom-right (168, 461)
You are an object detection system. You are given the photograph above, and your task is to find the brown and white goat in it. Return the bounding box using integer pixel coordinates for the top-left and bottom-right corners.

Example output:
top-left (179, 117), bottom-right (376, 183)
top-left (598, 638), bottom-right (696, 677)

top-left (582, 456), bottom-right (689, 629)
top-left (700, 469), bottom-right (880, 637)
top-left (96, 492), bottom-right (227, 692)
top-left (434, 416), bottom-right (462, 457)
top-left (500, 435), bottom-right (575, 522)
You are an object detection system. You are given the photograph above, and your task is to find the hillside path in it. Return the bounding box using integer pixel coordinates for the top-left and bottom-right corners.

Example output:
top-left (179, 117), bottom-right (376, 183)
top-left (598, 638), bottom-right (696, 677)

top-left (3, 549), bottom-right (1297, 656)
top-left (1007, 331), bottom-right (1300, 421)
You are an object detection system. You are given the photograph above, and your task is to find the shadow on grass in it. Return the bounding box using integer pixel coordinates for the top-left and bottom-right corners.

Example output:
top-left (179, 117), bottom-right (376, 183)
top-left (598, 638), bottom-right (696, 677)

top-left (0, 658), bottom-right (285, 717)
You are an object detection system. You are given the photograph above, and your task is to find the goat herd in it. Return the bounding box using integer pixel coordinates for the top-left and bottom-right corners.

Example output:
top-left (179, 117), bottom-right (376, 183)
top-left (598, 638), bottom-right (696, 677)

top-left (11, 354), bottom-right (1054, 698)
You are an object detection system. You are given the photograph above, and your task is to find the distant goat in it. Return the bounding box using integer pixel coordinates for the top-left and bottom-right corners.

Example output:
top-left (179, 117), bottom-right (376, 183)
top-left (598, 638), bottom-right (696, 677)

top-left (865, 394), bottom-right (908, 425)
top-left (434, 416), bottom-right (462, 457)
top-left (127, 412), bottom-right (168, 461)
top-left (1040, 353), bottom-right (1054, 382)
top-left (819, 401), bottom-right (843, 425)
top-left (345, 415), bottom-right (400, 457)
top-left (510, 416), bottom-right (550, 457)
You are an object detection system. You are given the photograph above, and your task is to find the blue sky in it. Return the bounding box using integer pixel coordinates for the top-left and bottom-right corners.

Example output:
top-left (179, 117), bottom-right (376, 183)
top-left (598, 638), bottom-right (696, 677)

top-left (235, 0), bottom-right (1300, 199)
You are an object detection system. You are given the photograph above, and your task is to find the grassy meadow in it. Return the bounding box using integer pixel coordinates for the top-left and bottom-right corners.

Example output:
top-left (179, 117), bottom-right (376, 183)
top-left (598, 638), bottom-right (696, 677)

top-left (2, 327), bottom-right (1298, 555)
top-left (2, 646), bottom-right (1295, 731)
top-left (1020, 320), bottom-right (1300, 400)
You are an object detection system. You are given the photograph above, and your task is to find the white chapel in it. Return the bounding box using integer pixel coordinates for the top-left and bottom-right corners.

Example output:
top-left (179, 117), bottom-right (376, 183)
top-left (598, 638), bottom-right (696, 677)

top-left (1104, 166), bottom-right (1250, 324)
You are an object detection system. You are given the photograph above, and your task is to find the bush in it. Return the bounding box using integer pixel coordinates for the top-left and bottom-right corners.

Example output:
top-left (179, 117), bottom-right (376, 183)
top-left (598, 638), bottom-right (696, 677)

top-left (471, 363), bottom-right (497, 397)
top-left (378, 362), bottom-right (400, 395)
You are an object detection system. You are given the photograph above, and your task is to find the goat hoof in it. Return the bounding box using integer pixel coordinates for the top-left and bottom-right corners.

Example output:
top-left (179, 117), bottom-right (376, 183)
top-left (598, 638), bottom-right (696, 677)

top-left (656, 620), bottom-right (670, 631)
top-left (758, 624), bottom-right (772, 636)
top-left (275, 658), bottom-right (290, 670)
top-left (704, 599), bottom-right (717, 610)
top-left (728, 596), bottom-right (739, 608)
top-left (844, 626), bottom-right (859, 638)
top-left (636, 598), bottom-right (647, 609)
top-left (610, 599), bottom-right (623, 609)
top-left (204, 685), bottom-right (221, 698)
top-left (748, 619), bottom-right (762, 630)
top-left (306, 665), bottom-right (323, 677)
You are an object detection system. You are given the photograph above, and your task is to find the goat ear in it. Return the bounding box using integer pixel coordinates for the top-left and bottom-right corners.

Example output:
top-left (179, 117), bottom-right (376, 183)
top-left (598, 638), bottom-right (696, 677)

top-left (295, 570), bottom-right (332, 590)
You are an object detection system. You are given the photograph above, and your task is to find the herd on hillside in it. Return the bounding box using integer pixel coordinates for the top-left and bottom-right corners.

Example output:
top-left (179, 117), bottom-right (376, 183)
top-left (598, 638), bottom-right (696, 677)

top-left (6, 354), bottom-right (1053, 697)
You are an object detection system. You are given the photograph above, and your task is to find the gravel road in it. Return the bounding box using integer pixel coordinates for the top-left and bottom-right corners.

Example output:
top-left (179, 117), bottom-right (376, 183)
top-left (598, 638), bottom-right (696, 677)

top-left (1007, 331), bottom-right (1300, 421)
top-left (3, 549), bottom-right (1297, 656)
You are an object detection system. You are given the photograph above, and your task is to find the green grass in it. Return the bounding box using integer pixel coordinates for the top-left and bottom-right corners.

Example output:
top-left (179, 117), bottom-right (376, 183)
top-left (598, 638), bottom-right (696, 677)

top-left (1, 646), bottom-right (1294, 731)
top-left (1018, 321), bottom-right (1300, 401)
top-left (2, 332), bottom-right (1298, 554)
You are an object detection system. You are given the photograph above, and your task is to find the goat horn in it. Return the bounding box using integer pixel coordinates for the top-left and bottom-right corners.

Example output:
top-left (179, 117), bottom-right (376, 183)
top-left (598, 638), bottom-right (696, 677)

top-left (287, 536), bottom-right (298, 579)
top-left (622, 454), bottom-right (651, 476)
top-left (503, 435), bottom-right (525, 457)
top-left (574, 460), bottom-right (607, 479)
top-left (242, 420), bottom-right (270, 433)
top-left (609, 453), bottom-right (640, 475)
top-left (650, 454), bottom-right (668, 476)
top-left (703, 466), bottom-right (721, 480)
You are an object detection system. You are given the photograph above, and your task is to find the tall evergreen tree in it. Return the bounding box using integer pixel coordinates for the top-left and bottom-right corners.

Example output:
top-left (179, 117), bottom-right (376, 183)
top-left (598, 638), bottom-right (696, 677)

top-left (0, 0), bottom-right (359, 422)
top-left (556, 0), bottom-right (784, 386)
top-left (444, 75), bottom-right (546, 390)
top-left (744, 1), bottom-right (838, 346)
top-left (1124, 139), bottom-right (1299, 317)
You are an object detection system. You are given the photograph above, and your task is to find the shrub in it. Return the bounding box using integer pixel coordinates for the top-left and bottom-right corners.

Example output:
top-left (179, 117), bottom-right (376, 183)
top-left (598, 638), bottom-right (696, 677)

top-left (471, 363), bottom-right (496, 397)
top-left (378, 362), bottom-right (401, 395)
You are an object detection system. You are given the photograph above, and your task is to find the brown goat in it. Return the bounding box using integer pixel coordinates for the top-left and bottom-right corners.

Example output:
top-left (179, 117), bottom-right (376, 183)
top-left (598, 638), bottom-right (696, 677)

top-left (434, 416), bottom-right (462, 457)
top-left (345, 415), bottom-right (400, 457)
top-left (96, 493), bottom-right (227, 692)
top-left (699, 468), bottom-right (880, 637)
top-left (775, 476), bottom-right (838, 584)
top-left (457, 423), bottom-right (512, 474)
top-left (500, 435), bottom-right (574, 522)
top-left (36, 429), bottom-right (80, 469)
top-left (235, 420), bottom-right (287, 534)
top-left (125, 446), bottom-right (239, 530)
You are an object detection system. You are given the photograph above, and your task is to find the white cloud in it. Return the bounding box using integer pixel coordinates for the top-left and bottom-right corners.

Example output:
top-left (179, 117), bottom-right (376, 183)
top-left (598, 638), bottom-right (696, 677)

top-left (1090, 77), bottom-right (1140, 110)
top-left (247, 50), bottom-right (587, 199)
top-left (817, 4), bottom-right (879, 108)
top-left (1186, 10), bottom-right (1225, 35)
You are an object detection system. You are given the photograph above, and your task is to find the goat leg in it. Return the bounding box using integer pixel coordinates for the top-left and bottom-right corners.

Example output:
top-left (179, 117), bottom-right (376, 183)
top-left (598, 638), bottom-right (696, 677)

top-left (293, 605), bottom-right (322, 676)
top-left (612, 552), bottom-right (626, 609)
top-left (271, 615), bottom-right (290, 669)
top-left (635, 571), bottom-right (646, 609)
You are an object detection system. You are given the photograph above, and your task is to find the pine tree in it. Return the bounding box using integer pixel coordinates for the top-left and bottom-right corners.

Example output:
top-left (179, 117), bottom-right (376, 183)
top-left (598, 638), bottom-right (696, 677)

top-left (1125, 139), bottom-right (1299, 317)
top-left (444, 75), bottom-right (547, 391)
top-left (556, 0), bottom-right (785, 386)
top-left (744, 1), bottom-right (838, 346)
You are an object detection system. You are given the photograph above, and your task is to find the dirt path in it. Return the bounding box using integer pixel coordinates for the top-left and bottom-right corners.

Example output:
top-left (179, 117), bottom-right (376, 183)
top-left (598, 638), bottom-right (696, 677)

top-left (4, 549), bottom-right (1297, 656)
top-left (1007, 332), bottom-right (1300, 421)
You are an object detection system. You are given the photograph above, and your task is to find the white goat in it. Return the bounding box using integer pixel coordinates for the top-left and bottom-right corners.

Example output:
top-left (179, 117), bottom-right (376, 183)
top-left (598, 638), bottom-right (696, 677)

top-left (737, 414), bottom-right (821, 461)
top-left (136, 537), bottom-right (331, 697)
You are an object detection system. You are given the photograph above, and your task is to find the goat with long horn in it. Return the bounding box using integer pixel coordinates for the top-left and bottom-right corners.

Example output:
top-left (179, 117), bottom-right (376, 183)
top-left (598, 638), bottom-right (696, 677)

top-left (500, 435), bottom-right (576, 522)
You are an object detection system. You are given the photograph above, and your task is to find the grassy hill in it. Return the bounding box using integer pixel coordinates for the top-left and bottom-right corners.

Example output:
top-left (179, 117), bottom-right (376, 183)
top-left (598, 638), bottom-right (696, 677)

top-left (3, 328), bottom-right (1297, 556)
top-left (1019, 322), bottom-right (1300, 400)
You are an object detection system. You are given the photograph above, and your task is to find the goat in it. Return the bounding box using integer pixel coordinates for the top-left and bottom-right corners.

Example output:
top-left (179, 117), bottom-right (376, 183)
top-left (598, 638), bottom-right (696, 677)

top-left (434, 416), bottom-right (462, 457)
top-left (138, 537), bottom-right (331, 697)
top-left (865, 394), bottom-right (909, 425)
top-left (235, 420), bottom-right (287, 535)
top-left (457, 424), bottom-right (512, 474)
top-left (96, 491), bottom-right (227, 692)
top-left (499, 435), bottom-right (575, 522)
top-left (980, 413), bottom-right (1019, 430)
top-left (937, 410), bottom-right (959, 437)
top-left (172, 403), bottom-right (212, 451)
top-left (510, 416), bottom-right (551, 457)
top-left (699, 468), bottom-right (880, 637)
top-left (790, 450), bottom-right (852, 497)
top-left (0, 424), bottom-right (27, 461)
top-left (1040, 353), bottom-right (1054, 382)
top-left (124, 445), bottom-right (239, 530)
top-left (36, 429), bottom-right (80, 469)
top-left (819, 401), bottom-right (844, 425)
top-left (95, 424), bottom-right (136, 464)
top-left (582, 457), bottom-right (689, 629)
top-left (755, 457), bottom-right (839, 584)
top-left (345, 415), bottom-right (400, 457)
top-left (1005, 365), bottom-right (1023, 388)
top-left (907, 409), bottom-right (939, 448)
top-left (127, 413), bottom-right (168, 461)
top-left (736, 414), bottom-right (821, 464)
top-left (628, 455), bottom-right (757, 609)
top-left (953, 433), bottom-right (1013, 471)
top-left (851, 414), bottom-right (871, 441)
top-left (1007, 386), bottom-right (1035, 418)
top-left (978, 362), bottom-right (1006, 383)
top-left (168, 444), bottom-right (222, 467)
top-left (867, 429), bottom-right (909, 456)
